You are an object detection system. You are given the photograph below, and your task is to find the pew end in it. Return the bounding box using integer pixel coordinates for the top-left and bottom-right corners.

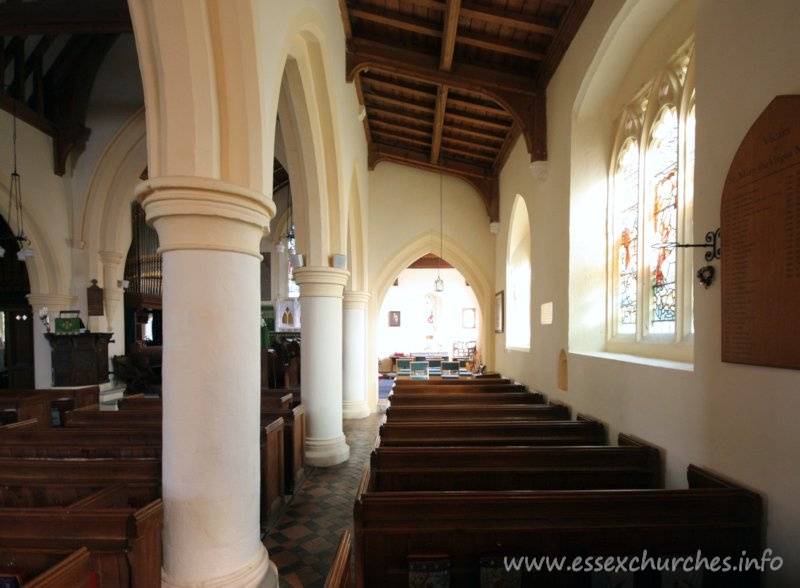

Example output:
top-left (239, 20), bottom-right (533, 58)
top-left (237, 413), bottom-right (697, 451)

top-left (324, 530), bottom-right (353, 588)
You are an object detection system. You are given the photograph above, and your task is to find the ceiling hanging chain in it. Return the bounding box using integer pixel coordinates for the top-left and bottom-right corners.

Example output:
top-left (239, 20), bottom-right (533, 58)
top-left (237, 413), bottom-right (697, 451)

top-left (435, 173), bottom-right (444, 292)
top-left (4, 94), bottom-right (32, 260)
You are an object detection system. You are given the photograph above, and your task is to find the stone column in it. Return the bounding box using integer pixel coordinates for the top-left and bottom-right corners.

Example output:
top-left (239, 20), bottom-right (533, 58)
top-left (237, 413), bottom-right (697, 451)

top-left (136, 176), bottom-right (277, 588)
top-left (26, 293), bottom-right (77, 388)
top-left (342, 291), bottom-right (370, 419)
top-left (292, 266), bottom-right (350, 466)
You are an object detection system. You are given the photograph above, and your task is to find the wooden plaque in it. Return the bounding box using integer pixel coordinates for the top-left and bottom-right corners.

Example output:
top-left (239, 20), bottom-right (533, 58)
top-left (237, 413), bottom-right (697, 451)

top-left (721, 95), bottom-right (800, 369)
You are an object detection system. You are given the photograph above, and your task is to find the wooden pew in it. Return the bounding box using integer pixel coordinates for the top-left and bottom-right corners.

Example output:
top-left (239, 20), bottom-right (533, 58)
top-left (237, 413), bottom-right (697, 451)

top-left (0, 456), bottom-right (161, 508)
top-left (262, 392), bottom-right (293, 410)
top-left (0, 428), bottom-right (163, 458)
top-left (64, 404), bottom-right (162, 429)
top-left (261, 404), bottom-right (306, 493)
top-left (65, 401), bottom-right (294, 517)
top-left (262, 387), bottom-right (301, 407)
top-left (378, 416), bottom-right (606, 447)
top-left (0, 499), bottom-right (163, 587)
top-left (324, 530), bottom-right (352, 588)
top-left (368, 433), bottom-right (661, 491)
top-left (262, 417), bottom-right (286, 523)
top-left (353, 466), bottom-right (761, 588)
top-left (393, 377), bottom-right (512, 386)
top-left (387, 391), bottom-right (545, 406)
top-left (0, 387), bottom-right (100, 428)
top-left (391, 383), bottom-right (528, 394)
top-left (0, 547), bottom-right (93, 588)
top-left (384, 401), bottom-right (569, 421)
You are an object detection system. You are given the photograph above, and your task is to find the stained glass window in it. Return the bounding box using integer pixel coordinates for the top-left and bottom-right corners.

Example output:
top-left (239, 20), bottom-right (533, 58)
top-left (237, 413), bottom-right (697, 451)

top-left (647, 107), bottom-right (678, 334)
top-left (607, 42), bottom-right (694, 355)
top-left (615, 139), bottom-right (640, 334)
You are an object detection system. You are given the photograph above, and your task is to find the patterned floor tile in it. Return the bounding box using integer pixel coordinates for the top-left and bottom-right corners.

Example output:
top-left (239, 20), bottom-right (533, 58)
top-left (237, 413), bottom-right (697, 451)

top-left (265, 411), bottom-right (382, 587)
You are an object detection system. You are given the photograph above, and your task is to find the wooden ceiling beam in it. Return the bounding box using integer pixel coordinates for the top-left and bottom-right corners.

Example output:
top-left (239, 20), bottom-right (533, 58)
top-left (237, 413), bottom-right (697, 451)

top-left (458, 32), bottom-right (545, 61)
top-left (350, 36), bottom-right (548, 163)
top-left (0, 0), bottom-right (132, 35)
top-left (447, 94), bottom-right (510, 118)
top-left (369, 143), bottom-right (489, 178)
top-left (365, 92), bottom-right (436, 116)
top-left (460, 3), bottom-right (558, 36)
top-left (430, 85), bottom-right (448, 164)
top-left (444, 125), bottom-right (506, 144)
top-left (361, 76), bottom-right (436, 103)
top-left (441, 147), bottom-right (496, 164)
top-left (368, 105), bottom-right (435, 129)
top-left (439, 0), bottom-right (461, 72)
top-left (441, 134), bottom-right (498, 155)
top-left (348, 6), bottom-right (442, 38)
top-left (373, 130), bottom-right (431, 150)
top-left (445, 110), bottom-right (512, 132)
top-left (348, 38), bottom-right (538, 95)
top-left (370, 118), bottom-right (432, 140)
top-left (338, 0), bottom-right (353, 40)
top-left (536, 0), bottom-right (594, 86)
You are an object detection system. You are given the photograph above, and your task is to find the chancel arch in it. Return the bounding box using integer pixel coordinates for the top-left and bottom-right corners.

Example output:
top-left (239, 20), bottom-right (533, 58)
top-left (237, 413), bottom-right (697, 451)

top-left (371, 229), bottom-right (494, 371)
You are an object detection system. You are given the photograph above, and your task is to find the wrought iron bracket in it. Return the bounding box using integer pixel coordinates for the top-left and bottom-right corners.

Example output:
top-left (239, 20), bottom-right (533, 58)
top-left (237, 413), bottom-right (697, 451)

top-left (653, 228), bottom-right (721, 261)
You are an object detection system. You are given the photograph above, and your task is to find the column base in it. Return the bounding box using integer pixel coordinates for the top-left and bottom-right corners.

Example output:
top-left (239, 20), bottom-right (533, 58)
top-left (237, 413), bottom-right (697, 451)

top-left (305, 434), bottom-right (350, 467)
top-left (342, 399), bottom-right (370, 420)
top-left (162, 545), bottom-right (278, 587)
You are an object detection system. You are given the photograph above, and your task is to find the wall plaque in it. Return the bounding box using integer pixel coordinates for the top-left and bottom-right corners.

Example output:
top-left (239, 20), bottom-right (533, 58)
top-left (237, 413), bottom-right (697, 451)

top-left (721, 95), bottom-right (800, 369)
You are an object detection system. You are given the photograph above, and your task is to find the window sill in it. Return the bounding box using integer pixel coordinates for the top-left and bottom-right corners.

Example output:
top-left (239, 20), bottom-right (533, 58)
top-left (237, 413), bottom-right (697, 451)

top-left (506, 345), bottom-right (531, 353)
top-left (570, 350), bottom-right (694, 372)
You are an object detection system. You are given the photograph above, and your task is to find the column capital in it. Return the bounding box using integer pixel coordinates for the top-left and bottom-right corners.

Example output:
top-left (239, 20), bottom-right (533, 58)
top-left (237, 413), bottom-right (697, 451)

top-left (135, 176), bottom-right (276, 259)
top-left (26, 293), bottom-right (77, 309)
top-left (294, 266), bottom-right (350, 298)
top-left (343, 290), bottom-right (370, 309)
top-left (98, 250), bottom-right (125, 266)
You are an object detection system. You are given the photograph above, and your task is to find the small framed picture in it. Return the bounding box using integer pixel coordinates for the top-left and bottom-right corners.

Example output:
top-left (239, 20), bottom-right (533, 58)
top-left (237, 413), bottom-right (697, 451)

top-left (494, 291), bottom-right (504, 333)
top-left (462, 308), bottom-right (476, 329)
top-left (389, 311), bottom-right (401, 327)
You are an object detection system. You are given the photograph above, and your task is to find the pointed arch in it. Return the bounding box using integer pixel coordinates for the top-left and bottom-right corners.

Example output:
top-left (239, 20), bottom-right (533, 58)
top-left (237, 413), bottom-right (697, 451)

top-left (78, 109), bottom-right (147, 283)
top-left (275, 19), bottom-right (346, 266)
top-left (371, 230), bottom-right (494, 368)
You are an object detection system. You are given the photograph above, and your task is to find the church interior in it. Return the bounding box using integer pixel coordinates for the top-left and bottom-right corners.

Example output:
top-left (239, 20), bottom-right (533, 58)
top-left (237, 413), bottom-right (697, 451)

top-left (0, 0), bottom-right (799, 586)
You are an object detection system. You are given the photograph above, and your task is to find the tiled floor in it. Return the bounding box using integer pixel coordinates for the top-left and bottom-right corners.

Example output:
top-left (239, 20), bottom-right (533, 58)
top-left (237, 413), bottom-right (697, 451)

top-left (264, 408), bottom-right (385, 587)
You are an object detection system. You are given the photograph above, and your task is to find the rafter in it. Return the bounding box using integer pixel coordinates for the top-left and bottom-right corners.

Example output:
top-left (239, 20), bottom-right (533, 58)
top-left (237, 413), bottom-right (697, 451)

top-left (370, 118), bottom-right (432, 140)
top-left (364, 92), bottom-right (436, 117)
top-left (458, 31), bottom-right (546, 61)
top-left (430, 85), bottom-right (448, 164)
top-left (439, 0), bottom-right (461, 71)
top-left (536, 0), bottom-right (594, 86)
top-left (460, 3), bottom-right (558, 36)
top-left (348, 6), bottom-right (442, 38)
top-left (445, 110), bottom-right (512, 133)
top-left (348, 39), bottom-right (538, 95)
top-left (367, 106), bottom-right (435, 130)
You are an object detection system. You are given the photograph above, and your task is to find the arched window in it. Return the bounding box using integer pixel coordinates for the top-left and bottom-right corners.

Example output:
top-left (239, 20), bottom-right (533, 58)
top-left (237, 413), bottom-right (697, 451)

top-left (506, 195), bottom-right (531, 350)
top-left (608, 42), bottom-right (694, 359)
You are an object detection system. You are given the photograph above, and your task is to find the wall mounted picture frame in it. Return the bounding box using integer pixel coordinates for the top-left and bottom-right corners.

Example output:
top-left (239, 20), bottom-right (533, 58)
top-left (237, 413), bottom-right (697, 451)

top-left (276, 298), bottom-right (301, 331)
top-left (389, 310), bottom-right (401, 327)
top-left (494, 291), bottom-right (504, 333)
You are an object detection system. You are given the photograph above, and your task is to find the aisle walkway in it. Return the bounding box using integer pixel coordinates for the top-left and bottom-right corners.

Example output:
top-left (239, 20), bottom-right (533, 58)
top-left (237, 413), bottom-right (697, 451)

top-left (264, 410), bottom-right (384, 587)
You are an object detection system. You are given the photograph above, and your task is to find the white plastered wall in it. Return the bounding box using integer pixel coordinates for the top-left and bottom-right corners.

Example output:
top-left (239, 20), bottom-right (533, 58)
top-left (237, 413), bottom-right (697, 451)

top-left (493, 0), bottom-right (800, 583)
